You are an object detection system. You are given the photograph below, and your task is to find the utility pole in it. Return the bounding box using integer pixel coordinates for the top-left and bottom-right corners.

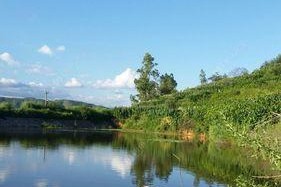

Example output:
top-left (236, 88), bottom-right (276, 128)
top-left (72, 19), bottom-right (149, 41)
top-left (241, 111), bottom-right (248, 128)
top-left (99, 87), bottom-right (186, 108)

top-left (45, 90), bottom-right (49, 107)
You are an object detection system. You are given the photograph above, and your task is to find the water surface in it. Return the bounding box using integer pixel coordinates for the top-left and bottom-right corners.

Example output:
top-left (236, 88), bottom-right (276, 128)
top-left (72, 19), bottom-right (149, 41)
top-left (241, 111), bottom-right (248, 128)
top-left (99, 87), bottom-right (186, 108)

top-left (0, 130), bottom-right (274, 187)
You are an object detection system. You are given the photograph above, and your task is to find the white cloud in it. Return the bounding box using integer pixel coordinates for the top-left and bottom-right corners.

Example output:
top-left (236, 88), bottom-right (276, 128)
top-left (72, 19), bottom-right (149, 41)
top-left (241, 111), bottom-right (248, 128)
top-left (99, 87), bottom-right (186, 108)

top-left (0, 78), bottom-right (19, 87)
top-left (34, 179), bottom-right (48, 187)
top-left (28, 82), bottom-right (44, 87)
top-left (93, 68), bottom-right (137, 89)
top-left (64, 78), bottom-right (83, 88)
top-left (37, 45), bottom-right (65, 55)
top-left (89, 147), bottom-right (134, 178)
top-left (0, 77), bottom-right (69, 99)
top-left (0, 52), bottom-right (20, 66)
top-left (111, 155), bottom-right (133, 178)
top-left (56, 45), bottom-right (65, 52)
top-left (26, 64), bottom-right (54, 75)
top-left (63, 150), bottom-right (76, 165)
top-left (74, 91), bottom-right (133, 107)
top-left (38, 45), bottom-right (53, 56)
top-left (0, 169), bottom-right (10, 183)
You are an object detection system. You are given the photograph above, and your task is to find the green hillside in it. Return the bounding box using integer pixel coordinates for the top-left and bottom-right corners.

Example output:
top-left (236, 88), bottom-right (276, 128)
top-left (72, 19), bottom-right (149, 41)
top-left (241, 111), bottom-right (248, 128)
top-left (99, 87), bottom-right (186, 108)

top-left (112, 54), bottom-right (281, 186)
top-left (0, 97), bottom-right (107, 110)
top-left (113, 54), bottom-right (281, 134)
top-left (0, 97), bottom-right (111, 123)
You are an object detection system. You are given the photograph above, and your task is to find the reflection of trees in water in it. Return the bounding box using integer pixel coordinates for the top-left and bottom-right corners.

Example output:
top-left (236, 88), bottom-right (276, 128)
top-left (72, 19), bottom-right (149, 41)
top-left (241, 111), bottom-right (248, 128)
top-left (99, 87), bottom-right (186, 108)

top-left (124, 135), bottom-right (175, 186)
top-left (116, 133), bottom-right (277, 186)
top-left (0, 131), bottom-right (116, 150)
top-left (193, 176), bottom-right (200, 187)
top-left (131, 155), bottom-right (154, 187)
top-left (0, 131), bottom-right (278, 186)
top-left (0, 139), bottom-right (10, 146)
top-left (130, 142), bottom-right (173, 187)
top-left (155, 157), bottom-right (172, 181)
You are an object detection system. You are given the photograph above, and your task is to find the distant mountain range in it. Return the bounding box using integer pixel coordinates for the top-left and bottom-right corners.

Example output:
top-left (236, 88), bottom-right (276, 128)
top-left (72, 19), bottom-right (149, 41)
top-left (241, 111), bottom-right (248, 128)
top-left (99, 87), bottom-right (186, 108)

top-left (0, 97), bottom-right (107, 109)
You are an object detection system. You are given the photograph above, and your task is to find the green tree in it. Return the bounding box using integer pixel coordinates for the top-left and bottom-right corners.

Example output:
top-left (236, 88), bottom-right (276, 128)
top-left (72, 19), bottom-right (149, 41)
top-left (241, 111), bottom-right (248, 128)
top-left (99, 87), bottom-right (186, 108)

top-left (20, 101), bottom-right (43, 110)
top-left (130, 95), bottom-right (139, 105)
top-left (199, 69), bottom-right (207, 85)
top-left (159, 73), bottom-right (177, 95)
top-left (79, 106), bottom-right (91, 120)
top-left (47, 102), bottom-right (65, 110)
top-left (134, 53), bottom-right (159, 102)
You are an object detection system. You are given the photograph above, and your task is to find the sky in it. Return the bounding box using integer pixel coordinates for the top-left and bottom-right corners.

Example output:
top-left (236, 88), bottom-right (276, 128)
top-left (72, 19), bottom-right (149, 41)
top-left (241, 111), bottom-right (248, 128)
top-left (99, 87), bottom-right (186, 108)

top-left (1, 0), bottom-right (281, 107)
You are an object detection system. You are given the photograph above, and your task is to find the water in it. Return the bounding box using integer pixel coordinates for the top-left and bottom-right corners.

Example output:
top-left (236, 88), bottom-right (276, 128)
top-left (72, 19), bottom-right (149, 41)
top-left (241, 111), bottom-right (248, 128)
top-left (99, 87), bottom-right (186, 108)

top-left (0, 130), bottom-right (274, 187)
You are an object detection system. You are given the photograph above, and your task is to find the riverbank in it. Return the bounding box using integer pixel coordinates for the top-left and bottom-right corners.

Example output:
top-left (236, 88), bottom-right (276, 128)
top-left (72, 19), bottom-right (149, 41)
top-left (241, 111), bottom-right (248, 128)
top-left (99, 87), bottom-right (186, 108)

top-left (0, 100), bottom-right (115, 130)
top-left (113, 55), bottom-right (281, 134)
top-left (0, 117), bottom-right (114, 130)
top-left (111, 54), bottom-right (281, 186)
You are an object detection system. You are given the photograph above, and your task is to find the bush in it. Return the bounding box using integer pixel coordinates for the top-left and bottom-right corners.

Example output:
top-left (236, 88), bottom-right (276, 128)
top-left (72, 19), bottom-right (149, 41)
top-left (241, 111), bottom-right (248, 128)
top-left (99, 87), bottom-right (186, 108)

top-left (0, 102), bottom-right (12, 111)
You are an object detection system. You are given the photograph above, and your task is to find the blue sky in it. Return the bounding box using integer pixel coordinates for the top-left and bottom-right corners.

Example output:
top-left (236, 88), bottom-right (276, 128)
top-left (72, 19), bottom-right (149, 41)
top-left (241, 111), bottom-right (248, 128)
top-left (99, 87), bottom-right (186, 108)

top-left (1, 0), bottom-right (281, 107)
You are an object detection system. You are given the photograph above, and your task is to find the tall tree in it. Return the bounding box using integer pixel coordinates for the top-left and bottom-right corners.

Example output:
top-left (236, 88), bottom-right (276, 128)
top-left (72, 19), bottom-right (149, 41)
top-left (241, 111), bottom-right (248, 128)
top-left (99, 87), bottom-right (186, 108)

top-left (199, 69), bottom-right (207, 85)
top-left (159, 73), bottom-right (177, 95)
top-left (134, 53), bottom-right (159, 102)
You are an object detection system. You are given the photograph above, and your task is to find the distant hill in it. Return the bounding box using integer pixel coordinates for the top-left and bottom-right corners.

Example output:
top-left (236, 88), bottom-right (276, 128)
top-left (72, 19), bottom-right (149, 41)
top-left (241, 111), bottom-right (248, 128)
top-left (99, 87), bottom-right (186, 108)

top-left (0, 97), bottom-right (107, 110)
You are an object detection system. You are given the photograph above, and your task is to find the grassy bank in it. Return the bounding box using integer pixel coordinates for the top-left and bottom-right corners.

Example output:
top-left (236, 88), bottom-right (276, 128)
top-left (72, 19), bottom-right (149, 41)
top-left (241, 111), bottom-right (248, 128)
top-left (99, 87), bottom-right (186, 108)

top-left (113, 54), bottom-right (281, 135)
top-left (113, 54), bottom-right (281, 186)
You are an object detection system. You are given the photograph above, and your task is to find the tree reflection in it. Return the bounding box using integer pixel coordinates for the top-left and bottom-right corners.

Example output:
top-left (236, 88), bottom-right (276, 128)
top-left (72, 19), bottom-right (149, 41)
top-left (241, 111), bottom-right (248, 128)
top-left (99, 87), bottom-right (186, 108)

top-left (0, 130), bottom-right (278, 186)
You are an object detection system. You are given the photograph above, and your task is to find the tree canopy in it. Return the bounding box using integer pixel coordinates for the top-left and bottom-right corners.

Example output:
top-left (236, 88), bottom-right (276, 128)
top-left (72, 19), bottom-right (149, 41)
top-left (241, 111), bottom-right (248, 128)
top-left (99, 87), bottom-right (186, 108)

top-left (133, 53), bottom-right (178, 103)
top-left (134, 53), bottom-right (159, 102)
top-left (199, 69), bottom-right (207, 85)
top-left (159, 73), bottom-right (177, 95)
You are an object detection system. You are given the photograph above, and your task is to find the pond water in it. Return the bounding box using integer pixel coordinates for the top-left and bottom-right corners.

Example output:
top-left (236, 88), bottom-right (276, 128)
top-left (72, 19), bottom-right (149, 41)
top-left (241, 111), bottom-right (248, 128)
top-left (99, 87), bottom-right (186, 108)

top-left (0, 130), bottom-right (274, 187)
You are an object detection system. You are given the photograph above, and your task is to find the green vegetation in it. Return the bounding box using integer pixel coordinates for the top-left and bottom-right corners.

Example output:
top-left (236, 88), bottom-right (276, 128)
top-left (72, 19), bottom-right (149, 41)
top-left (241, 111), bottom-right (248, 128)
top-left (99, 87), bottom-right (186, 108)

top-left (114, 53), bottom-right (281, 134)
top-left (199, 69), bottom-right (207, 85)
top-left (132, 53), bottom-right (178, 103)
top-left (133, 53), bottom-right (160, 102)
top-left (159, 73), bottom-right (177, 95)
top-left (113, 53), bottom-right (281, 186)
top-left (226, 119), bottom-right (281, 186)
top-left (0, 99), bottom-right (113, 124)
top-left (0, 97), bottom-right (106, 109)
